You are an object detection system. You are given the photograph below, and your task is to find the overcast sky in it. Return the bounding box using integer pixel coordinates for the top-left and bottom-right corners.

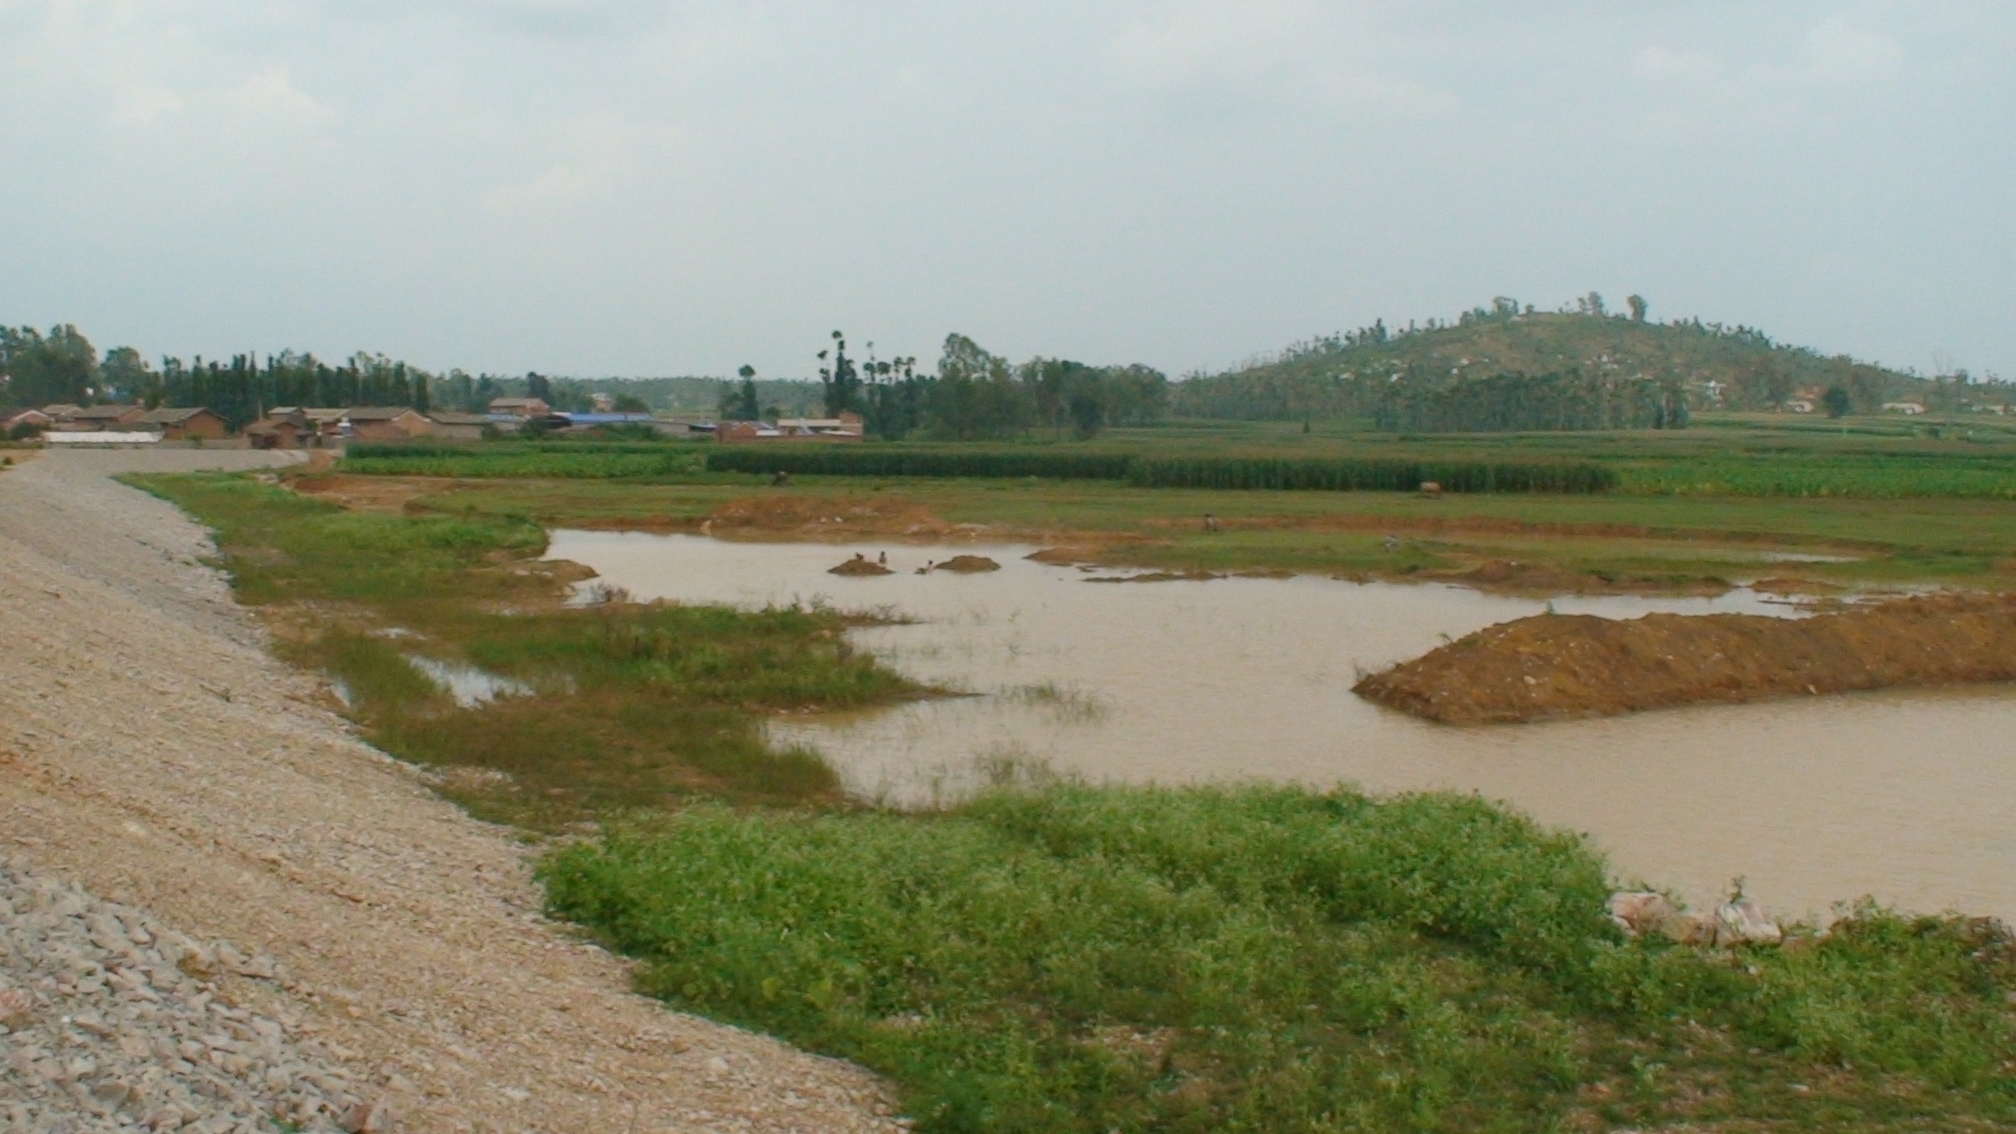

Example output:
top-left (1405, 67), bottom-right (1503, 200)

top-left (2, 1), bottom-right (2010, 380)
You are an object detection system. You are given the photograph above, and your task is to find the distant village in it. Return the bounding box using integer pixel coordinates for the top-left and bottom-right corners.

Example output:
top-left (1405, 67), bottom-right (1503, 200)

top-left (0, 396), bottom-right (866, 448)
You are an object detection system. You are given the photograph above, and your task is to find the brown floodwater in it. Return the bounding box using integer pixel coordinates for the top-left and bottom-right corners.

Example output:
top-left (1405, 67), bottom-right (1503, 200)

top-left (548, 530), bottom-right (2016, 923)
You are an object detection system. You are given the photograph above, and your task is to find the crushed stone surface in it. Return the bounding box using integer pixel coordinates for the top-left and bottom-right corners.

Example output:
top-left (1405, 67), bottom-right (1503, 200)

top-left (0, 451), bottom-right (902, 1133)
top-left (2, 854), bottom-right (369, 1133)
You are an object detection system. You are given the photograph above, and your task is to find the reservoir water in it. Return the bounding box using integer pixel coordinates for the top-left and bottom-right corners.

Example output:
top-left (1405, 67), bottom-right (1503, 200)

top-left (548, 529), bottom-right (2016, 922)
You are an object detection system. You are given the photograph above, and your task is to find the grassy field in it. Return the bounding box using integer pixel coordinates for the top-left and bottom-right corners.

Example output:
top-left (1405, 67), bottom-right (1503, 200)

top-left (369, 473), bottom-right (2016, 594)
top-left (323, 414), bottom-right (2016, 593)
top-left (134, 464), bottom-right (2016, 1131)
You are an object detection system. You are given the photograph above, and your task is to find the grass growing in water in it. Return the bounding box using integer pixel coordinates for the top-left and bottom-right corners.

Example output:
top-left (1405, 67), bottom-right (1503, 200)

top-left (545, 784), bottom-right (2016, 1133)
top-left (127, 472), bottom-right (925, 825)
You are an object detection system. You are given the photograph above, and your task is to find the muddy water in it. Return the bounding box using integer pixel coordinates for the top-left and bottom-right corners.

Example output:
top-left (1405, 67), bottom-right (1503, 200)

top-left (549, 530), bottom-right (2016, 922)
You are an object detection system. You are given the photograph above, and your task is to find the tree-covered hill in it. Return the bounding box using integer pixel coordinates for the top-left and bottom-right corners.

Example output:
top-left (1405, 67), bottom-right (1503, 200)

top-left (1172, 295), bottom-right (1988, 424)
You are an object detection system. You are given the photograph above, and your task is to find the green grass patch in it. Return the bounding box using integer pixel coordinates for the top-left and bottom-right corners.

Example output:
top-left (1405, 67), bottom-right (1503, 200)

top-left (545, 784), bottom-right (2016, 1133)
top-left (342, 440), bottom-right (706, 479)
top-left (126, 473), bottom-right (547, 603)
top-left (128, 472), bottom-right (927, 822)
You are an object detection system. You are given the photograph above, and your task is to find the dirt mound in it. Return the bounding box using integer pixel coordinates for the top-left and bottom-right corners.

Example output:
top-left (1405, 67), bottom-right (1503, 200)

top-left (1354, 591), bottom-right (2016, 724)
top-left (705, 494), bottom-right (952, 539)
top-left (931, 554), bottom-right (1000, 573)
top-left (829, 555), bottom-right (894, 576)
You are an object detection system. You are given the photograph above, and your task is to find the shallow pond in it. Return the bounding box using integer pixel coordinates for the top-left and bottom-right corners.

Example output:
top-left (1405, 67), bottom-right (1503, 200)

top-left (549, 530), bottom-right (2016, 922)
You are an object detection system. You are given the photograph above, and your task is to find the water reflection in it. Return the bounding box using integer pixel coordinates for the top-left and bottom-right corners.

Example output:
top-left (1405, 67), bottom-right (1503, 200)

top-left (548, 530), bottom-right (2016, 921)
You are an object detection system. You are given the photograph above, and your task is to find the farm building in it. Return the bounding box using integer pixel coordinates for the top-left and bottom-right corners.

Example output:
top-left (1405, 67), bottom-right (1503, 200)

top-left (488, 397), bottom-right (551, 418)
top-left (57, 405), bottom-right (146, 431)
top-left (425, 411), bottom-right (494, 441)
top-left (343, 407), bottom-right (432, 441)
top-left (1, 407), bottom-right (52, 433)
top-left (138, 407), bottom-right (230, 440)
top-left (248, 408), bottom-right (344, 449)
top-left (717, 412), bottom-right (863, 443)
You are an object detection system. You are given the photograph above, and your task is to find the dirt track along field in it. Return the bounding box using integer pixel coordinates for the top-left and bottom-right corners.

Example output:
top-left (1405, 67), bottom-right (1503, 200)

top-left (0, 451), bottom-right (898, 1133)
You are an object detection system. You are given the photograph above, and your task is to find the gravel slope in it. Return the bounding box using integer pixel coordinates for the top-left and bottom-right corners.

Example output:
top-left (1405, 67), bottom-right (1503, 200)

top-left (0, 450), bottom-right (899, 1133)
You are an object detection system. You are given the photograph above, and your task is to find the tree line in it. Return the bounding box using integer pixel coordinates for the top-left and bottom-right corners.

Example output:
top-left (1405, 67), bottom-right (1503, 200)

top-left (722, 331), bottom-right (1169, 441)
top-left (4, 323), bottom-right (1167, 441)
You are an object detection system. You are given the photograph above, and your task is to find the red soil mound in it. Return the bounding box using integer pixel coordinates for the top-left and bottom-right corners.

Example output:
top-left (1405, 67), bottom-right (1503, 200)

top-left (931, 554), bottom-right (1000, 573)
top-left (1354, 592), bottom-right (2016, 724)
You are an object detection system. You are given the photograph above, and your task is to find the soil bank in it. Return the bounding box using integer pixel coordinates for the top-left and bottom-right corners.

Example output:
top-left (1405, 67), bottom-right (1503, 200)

top-left (1354, 591), bottom-right (2016, 724)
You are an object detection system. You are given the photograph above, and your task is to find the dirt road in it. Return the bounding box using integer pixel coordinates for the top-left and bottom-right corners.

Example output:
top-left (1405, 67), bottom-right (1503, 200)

top-left (0, 451), bottom-right (898, 1132)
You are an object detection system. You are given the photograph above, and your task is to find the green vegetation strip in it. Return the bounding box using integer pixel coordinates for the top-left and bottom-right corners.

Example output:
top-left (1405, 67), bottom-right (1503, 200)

top-left (1126, 456), bottom-right (1615, 493)
top-left (342, 441), bottom-right (705, 479)
top-left (704, 446), bottom-right (1137, 481)
top-left (705, 446), bottom-right (1615, 493)
top-left (549, 786), bottom-right (2016, 1133)
top-left (126, 473), bottom-right (920, 825)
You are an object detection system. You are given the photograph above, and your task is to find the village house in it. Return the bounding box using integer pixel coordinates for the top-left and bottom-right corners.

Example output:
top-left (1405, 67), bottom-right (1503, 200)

top-left (1881, 401), bottom-right (1927, 415)
top-left (487, 397), bottom-right (551, 419)
top-left (343, 406), bottom-right (432, 441)
top-left (57, 404), bottom-right (147, 431)
top-left (1, 407), bottom-right (52, 434)
top-left (717, 412), bottom-right (863, 443)
top-left (1782, 399), bottom-right (1815, 414)
top-left (424, 411), bottom-right (493, 441)
top-left (38, 404), bottom-right (83, 424)
top-left (138, 407), bottom-right (230, 441)
top-left (247, 408), bottom-right (345, 449)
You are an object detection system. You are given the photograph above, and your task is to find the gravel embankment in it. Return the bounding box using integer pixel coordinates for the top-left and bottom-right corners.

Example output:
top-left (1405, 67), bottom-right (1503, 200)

top-left (0, 450), bottom-right (899, 1133)
top-left (2, 854), bottom-right (369, 1133)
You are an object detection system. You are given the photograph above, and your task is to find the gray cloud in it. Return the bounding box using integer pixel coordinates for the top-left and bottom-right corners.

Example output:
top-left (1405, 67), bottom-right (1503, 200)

top-left (1, 0), bottom-right (2010, 379)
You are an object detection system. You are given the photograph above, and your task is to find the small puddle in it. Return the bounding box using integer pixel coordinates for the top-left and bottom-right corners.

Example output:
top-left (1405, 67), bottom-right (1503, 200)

top-left (406, 657), bottom-right (533, 709)
top-left (547, 530), bottom-right (2016, 922)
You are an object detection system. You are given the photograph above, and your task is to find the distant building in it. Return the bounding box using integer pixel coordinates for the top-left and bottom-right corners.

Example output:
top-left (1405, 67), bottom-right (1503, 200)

top-left (487, 397), bottom-right (551, 418)
top-left (0, 407), bottom-right (52, 433)
top-left (1782, 399), bottom-right (1815, 414)
top-left (57, 404), bottom-right (146, 431)
top-left (137, 407), bottom-right (230, 441)
top-left (343, 407), bottom-right (433, 441)
top-left (1881, 402), bottom-right (1926, 415)
top-left (248, 408), bottom-right (347, 449)
top-left (714, 420), bottom-right (784, 442)
top-left (717, 412), bottom-right (863, 443)
top-left (425, 411), bottom-right (494, 441)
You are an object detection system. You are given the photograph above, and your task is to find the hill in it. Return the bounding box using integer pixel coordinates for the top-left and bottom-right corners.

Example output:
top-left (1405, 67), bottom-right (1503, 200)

top-left (1171, 297), bottom-right (1980, 424)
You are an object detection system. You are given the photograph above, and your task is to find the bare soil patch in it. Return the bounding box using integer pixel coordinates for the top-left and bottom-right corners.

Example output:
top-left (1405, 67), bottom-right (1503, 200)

top-left (290, 473), bottom-right (438, 514)
top-left (1354, 591), bottom-right (2016, 724)
top-left (702, 494), bottom-right (959, 540)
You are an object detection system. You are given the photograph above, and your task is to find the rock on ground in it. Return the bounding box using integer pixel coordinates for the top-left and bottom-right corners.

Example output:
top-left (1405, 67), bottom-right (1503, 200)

top-left (0, 451), bottom-right (899, 1133)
